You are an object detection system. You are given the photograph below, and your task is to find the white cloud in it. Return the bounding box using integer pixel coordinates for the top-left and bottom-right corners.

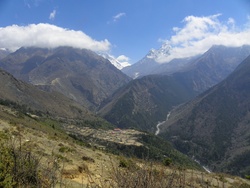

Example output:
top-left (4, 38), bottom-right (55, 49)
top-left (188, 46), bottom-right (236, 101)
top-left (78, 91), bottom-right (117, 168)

top-left (0, 23), bottom-right (111, 52)
top-left (116, 55), bottom-right (131, 67)
top-left (113, 13), bottom-right (126, 22)
top-left (117, 55), bottom-right (129, 62)
top-left (49, 10), bottom-right (56, 20)
top-left (155, 14), bottom-right (250, 63)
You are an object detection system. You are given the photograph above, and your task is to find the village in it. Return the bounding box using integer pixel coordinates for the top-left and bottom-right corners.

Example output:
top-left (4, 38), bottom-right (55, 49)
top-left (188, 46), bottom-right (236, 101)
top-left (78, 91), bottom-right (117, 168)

top-left (65, 124), bottom-right (145, 147)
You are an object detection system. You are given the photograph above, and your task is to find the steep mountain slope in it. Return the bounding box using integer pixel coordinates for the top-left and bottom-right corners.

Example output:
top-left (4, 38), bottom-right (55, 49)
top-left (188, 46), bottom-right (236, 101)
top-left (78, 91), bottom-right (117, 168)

top-left (99, 74), bottom-right (199, 132)
top-left (0, 68), bottom-right (90, 119)
top-left (173, 45), bottom-right (250, 93)
top-left (161, 54), bottom-right (250, 176)
top-left (0, 47), bottom-right (131, 109)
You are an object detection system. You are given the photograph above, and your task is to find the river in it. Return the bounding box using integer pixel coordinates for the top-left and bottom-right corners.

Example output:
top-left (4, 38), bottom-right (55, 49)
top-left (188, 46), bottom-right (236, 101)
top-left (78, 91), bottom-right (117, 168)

top-left (155, 110), bottom-right (212, 173)
top-left (155, 111), bottom-right (171, 135)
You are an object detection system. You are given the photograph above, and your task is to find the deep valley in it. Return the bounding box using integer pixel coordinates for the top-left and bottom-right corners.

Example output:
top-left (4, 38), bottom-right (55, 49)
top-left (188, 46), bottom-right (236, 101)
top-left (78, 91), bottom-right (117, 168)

top-left (1, 45), bottom-right (250, 187)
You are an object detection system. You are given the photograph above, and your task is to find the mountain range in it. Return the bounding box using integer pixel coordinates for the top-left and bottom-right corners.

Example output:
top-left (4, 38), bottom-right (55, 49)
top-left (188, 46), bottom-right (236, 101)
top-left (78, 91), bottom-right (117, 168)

top-left (99, 45), bottom-right (250, 132)
top-left (122, 45), bottom-right (250, 87)
top-left (0, 47), bottom-right (131, 110)
top-left (1, 44), bottom-right (250, 177)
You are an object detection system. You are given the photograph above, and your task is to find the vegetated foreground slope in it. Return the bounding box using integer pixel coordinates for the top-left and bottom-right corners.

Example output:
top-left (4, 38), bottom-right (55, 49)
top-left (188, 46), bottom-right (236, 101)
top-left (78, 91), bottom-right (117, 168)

top-left (161, 54), bottom-right (250, 177)
top-left (99, 74), bottom-right (199, 132)
top-left (0, 94), bottom-right (250, 187)
top-left (0, 47), bottom-right (131, 110)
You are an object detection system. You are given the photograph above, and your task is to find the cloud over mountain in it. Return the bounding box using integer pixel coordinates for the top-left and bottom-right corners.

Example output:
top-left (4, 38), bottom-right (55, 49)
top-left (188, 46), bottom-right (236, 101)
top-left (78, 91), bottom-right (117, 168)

top-left (156, 14), bottom-right (250, 63)
top-left (0, 23), bottom-right (111, 52)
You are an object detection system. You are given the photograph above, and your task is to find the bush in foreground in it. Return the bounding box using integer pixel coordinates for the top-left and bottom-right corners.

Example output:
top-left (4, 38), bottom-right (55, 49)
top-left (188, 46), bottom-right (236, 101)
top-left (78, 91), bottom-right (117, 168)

top-left (0, 131), bottom-right (59, 187)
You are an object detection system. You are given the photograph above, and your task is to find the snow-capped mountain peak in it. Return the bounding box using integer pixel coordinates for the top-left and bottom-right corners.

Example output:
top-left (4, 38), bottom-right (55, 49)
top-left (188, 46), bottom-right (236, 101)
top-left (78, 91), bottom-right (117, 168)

top-left (100, 54), bottom-right (131, 70)
top-left (147, 42), bottom-right (172, 62)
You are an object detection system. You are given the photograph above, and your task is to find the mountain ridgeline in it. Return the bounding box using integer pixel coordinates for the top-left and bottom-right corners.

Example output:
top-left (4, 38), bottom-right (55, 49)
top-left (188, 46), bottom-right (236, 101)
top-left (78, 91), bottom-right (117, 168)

top-left (0, 47), bottom-right (131, 110)
top-left (160, 54), bottom-right (250, 176)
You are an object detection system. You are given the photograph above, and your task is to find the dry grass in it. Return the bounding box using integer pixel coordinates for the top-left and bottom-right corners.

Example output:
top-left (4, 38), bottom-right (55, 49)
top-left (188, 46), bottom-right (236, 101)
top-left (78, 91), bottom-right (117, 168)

top-left (0, 108), bottom-right (250, 187)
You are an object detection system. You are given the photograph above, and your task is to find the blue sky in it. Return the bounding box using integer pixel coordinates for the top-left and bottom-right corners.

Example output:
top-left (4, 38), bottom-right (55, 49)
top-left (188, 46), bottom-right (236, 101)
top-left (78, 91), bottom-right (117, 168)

top-left (0, 0), bottom-right (250, 64)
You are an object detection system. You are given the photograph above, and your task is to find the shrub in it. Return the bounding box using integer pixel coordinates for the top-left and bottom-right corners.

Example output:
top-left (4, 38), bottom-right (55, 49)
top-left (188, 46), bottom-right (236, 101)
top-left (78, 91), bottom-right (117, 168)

top-left (119, 158), bottom-right (129, 168)
top-left (78, 163), bottom-right (89, 173)
top-left (163, 157), bottom-right (172, 166)
top-left (0, 131), bottom-right (59, 187)
top-left (245, 175), bottom-right (250, 180)
top-left (82, 155), bottom-right (95, 163)
top-left (58, 146), bottom-right (75, 153)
